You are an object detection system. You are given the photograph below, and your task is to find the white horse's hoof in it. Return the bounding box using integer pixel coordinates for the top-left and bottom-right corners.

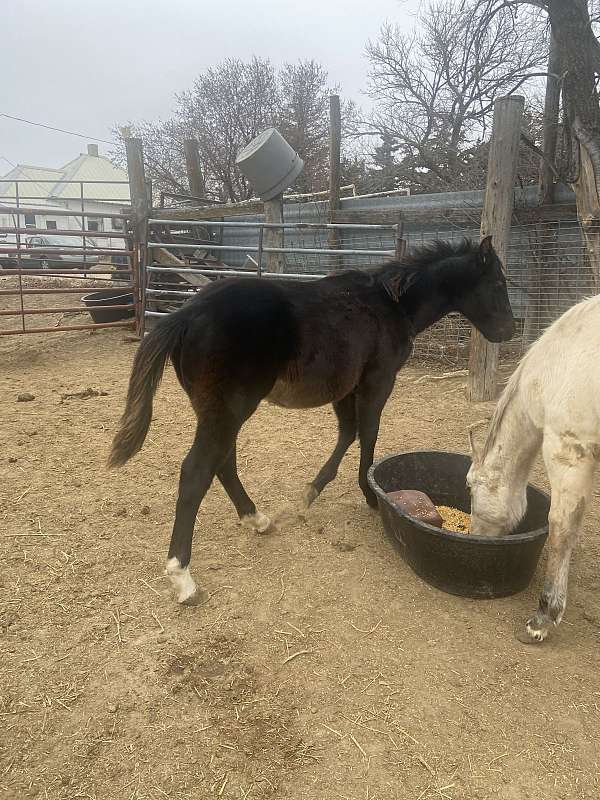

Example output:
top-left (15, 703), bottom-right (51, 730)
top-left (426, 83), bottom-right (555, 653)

top-left (524, 618), bottom-right (549, 643)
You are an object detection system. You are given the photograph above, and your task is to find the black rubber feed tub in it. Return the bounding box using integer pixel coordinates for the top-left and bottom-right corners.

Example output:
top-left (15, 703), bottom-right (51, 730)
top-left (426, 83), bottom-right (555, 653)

top-left (82, 289), bottom-right (135, 324)
top-left (368, 451), bottom-right (550, 599)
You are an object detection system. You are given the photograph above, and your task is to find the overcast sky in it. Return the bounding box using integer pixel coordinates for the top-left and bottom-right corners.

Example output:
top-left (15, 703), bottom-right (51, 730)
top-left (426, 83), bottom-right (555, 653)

top-left (1, 0), bottom-right (420, 171)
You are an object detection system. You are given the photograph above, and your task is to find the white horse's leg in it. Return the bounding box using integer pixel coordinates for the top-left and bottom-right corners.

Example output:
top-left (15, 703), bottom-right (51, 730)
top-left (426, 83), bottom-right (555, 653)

top-left (525, 431), bottom-right (596, 642)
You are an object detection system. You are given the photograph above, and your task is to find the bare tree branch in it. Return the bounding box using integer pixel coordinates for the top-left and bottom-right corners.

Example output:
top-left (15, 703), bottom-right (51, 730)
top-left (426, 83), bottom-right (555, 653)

top-left (364, 0), bottom-right (547, 192)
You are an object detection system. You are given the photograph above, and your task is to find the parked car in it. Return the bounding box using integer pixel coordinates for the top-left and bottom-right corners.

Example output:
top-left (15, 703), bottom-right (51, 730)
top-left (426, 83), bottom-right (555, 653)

top-left (0, 233), bottom-right (19, 269)
top-left (24, 235), bottom-right (99, 270)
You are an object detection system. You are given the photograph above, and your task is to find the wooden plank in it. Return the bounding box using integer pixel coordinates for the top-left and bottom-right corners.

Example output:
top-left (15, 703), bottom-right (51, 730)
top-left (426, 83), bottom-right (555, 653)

top-left (153, 247), bottom-right (210, 287)
top-left (154, 200), bottom-right (264, 221)
top-left (467, 95), bottom-right (525, 402)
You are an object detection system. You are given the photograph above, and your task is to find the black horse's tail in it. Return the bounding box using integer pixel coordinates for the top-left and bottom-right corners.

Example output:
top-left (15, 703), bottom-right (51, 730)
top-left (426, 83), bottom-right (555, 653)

top-left (108, 313), bottom-right (187, 468)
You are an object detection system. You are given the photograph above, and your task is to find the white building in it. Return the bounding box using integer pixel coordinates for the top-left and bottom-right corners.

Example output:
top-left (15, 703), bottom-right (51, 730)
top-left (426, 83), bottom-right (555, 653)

top-left (0, 144), bottom-right (130, 245)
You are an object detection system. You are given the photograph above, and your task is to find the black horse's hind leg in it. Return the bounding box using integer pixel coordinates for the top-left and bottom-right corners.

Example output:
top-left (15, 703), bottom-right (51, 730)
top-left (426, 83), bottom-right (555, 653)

top-left (218, 443), bottom-right (271, 533)
top-left (357, 376), bottom-right (395, 507)
top-left (166, 411), bottom-right (242, 604)
top-left (303, 392), bottom-right (357, 508)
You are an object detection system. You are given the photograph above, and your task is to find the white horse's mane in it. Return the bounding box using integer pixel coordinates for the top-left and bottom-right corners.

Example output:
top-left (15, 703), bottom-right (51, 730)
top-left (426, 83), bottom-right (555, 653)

top-left (482, 356), bottom-right (525, 459)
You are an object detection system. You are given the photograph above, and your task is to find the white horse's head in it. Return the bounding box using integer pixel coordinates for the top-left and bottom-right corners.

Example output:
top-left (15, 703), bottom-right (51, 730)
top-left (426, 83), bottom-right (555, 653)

top-left (466, 429), bottom-right (527, 537)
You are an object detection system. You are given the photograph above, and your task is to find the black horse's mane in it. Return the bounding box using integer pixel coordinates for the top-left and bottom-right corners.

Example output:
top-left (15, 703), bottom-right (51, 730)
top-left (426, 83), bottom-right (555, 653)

top-left (354, 238), bottom-right (477, 280)
top-left (345, 238), bottom-right (478, 296)
top-left (400, 237), bottom-right (477, 269)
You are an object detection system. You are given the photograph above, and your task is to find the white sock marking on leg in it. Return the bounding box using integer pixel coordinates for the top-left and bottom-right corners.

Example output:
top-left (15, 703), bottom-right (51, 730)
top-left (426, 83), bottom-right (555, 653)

top-left (165, 557), bottom-right (198, 603)
top-left (241, 511), bottom-right (271, 533)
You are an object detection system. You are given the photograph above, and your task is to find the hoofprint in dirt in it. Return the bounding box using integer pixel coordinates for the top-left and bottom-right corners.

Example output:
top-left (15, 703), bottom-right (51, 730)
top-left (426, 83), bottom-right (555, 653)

top-left (1, 329), bottom-right (599, 800)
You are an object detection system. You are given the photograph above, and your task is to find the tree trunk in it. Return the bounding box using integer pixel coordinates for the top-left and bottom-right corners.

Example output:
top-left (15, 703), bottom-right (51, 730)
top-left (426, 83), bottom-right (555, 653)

top-left (546, 0), bottom-right (600, 285)
top-left (573, 142), bottom-right (600, 291)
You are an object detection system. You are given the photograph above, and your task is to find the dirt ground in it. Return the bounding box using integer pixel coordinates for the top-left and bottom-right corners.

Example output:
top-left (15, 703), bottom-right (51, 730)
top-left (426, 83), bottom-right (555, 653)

top-left (1, 305), bottom-right (600, 800)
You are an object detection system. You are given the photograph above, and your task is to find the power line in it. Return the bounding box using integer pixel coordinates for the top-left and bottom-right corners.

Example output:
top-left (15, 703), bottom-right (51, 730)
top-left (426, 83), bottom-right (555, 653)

top-left (0, 113), bottom-right (114, 146)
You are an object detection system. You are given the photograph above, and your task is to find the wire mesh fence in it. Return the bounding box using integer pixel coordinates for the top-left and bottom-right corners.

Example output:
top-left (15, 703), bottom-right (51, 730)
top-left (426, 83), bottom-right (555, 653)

top-left (408, 215), bottom-right (597, 364)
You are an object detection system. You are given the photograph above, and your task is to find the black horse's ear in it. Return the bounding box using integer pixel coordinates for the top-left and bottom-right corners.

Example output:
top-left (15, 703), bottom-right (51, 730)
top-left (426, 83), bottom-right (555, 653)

top-left (380, 269), bottom-right (418, 302)
top-left (479, 235), bottom-right (494, 264)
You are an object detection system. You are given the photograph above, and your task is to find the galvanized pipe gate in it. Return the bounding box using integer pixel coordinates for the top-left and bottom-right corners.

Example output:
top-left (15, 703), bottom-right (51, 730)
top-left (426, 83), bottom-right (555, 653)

top-left (141, 217), bottom-right (405, 335)
top-left (0, 178), bottom-right (136, 336)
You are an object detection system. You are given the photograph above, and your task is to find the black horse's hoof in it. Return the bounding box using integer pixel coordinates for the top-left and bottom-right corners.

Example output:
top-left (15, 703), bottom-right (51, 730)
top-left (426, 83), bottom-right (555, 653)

top-left (364, 492), bottom-right (378, 509)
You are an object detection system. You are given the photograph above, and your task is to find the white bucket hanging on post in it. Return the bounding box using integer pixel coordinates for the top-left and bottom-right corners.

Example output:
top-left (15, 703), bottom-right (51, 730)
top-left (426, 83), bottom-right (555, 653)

top-left (236, 128), bottom-right (304, 200)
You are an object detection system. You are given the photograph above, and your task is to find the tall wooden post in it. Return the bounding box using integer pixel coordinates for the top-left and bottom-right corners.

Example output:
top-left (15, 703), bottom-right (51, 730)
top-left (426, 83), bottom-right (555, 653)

top-left (395, 215), bottom-right (406, 260)
top-left (466, 95), bottom-right (524, 402)
top-left (183, 139), bottom-right (206, 199)
top-left (125, 137), bottom-right (149, 336)
top-left (328, 95), bottom-right (342, 258)
top-left (264, 195), bottom-right (285, 273)
top-left (183, 139), bottom-right (209, 242)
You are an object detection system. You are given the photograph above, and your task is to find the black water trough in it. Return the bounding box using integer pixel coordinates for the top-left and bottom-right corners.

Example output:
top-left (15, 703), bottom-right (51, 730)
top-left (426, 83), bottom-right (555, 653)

top-left (81, 289), bottom-right (135, 324)
top-left (368, 451), bottom-right (550, 599)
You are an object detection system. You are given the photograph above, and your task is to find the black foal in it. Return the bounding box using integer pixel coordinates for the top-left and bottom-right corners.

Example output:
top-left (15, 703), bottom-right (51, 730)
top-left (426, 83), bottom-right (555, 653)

top-left (110, 237), bottom-right (514, 603)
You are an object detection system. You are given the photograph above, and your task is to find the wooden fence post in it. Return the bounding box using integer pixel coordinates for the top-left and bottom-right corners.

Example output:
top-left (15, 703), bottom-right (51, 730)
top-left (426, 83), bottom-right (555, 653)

top-left (395, 215), bottom-right (406, 260)
top-left (264, 195), bottom-right (285, 273)
top-left (466, 95), bottom-right (524, 402)
top-left (125, 137), bottom-right (149, 336)
top-left (328, 95), bottom-right (342, 259)
top-left (183, 139), bottom-right (206, 199)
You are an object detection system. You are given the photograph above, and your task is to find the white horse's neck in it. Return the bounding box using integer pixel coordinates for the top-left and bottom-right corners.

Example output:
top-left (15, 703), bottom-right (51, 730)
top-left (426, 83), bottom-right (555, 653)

top-left (481, 386), bottom-right (542, 523)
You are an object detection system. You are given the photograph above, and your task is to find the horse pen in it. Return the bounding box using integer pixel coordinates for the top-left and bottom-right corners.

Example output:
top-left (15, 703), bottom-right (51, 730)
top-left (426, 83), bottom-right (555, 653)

top-left (2, 145), bottom-right (600, 799)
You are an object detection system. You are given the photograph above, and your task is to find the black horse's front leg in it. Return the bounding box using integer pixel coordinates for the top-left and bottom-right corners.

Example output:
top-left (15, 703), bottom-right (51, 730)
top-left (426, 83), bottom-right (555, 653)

top-left (356, 376), bottom-right (395, 507)
top-left (303, 392), bottom-right (357, 509)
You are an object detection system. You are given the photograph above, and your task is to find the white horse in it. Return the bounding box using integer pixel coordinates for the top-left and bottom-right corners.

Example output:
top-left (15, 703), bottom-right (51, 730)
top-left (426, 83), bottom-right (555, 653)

top-left (467, 294), bottom-right (600, 642)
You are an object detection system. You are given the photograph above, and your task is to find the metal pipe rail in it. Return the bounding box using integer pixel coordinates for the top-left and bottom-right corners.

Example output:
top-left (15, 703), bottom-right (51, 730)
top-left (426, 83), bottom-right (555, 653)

top-left (146, 288), bottom-right (197, 298)
top-left (0, 204), bottom-right (129, 221)
top-left (146, 265), bottom-right (326, 280)
top-left (0, 227), bottom-right (128, 239)
top-left (0, 285), bottom-right (134, 296)
top-left (0, 178), bottom-right (129, 184)
top-left (147, 242), bottom-right (394, 257)
top-left (1, 195), bottom-right (133, 204)
top-left (0, 269), bottom-right (132, 276)
top-left (0, 304), bottom-right (132, 317)
top-left (0, 246), bottom-right (132, 256)
top-left (149, 218), bottom-right (398, 231)
top-left (0, 320), bottom-right (133, 336)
